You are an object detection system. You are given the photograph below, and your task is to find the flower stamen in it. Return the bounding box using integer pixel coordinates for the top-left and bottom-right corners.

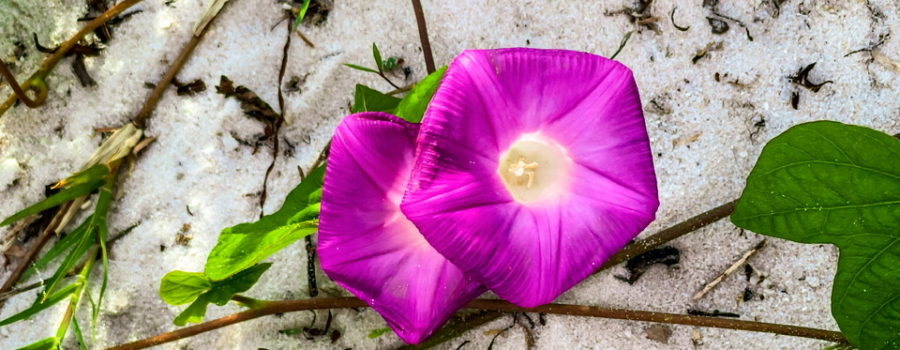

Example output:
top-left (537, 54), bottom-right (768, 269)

top-left (498, 133), bottom-right (572, 204)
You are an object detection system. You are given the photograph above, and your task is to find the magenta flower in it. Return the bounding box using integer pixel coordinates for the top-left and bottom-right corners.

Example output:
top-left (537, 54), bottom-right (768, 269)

top-left (401, 48), bottom-right (659, 307)
top-left (317, 112), bottom-right (485, 343)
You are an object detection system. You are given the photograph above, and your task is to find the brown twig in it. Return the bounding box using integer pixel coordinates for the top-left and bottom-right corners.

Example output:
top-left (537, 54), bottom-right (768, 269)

top-left (296, 30), bottom-right (315, 48)
top-left (410, 0), bottom-right (436, 74)
top-left (693, 239), bottom-right (766, 301)
top-left (0, 0), bottom-right (143, 116)
top-left (600, 199), bottom-right (738, 270)
top-left (258, 14), bottom-right (293, 216)
top-left (403, 199), bottom-right (740, 349)
top-left (105, 297), bottom-right (847, 350)
top-left (0, 60), bottom-right (42, 107)
top-left (0, 200), bottom-right (79, 307)
top-left (133, 30), bottom-right (207, 129)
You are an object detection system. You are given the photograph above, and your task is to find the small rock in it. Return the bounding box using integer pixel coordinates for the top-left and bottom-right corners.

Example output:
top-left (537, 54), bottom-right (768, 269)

top-left (645, 324), bottom-right (673, 344)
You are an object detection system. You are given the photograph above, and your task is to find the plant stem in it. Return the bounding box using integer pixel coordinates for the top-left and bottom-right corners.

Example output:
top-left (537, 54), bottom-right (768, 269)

top-left (401, 199), bottom-right (740, 349)
top-left (599, 199), bottom-right (738, 270)
top-left (0, 60), bottom-right (42, 107)
top-left (0, 0), bottom-right (143, 116)
top-left (104, 297), bottom-right (846, 350)
top-left (56, 247), bottom-right (98, 341)
top-left (410, 0), bottom-right (436, 74)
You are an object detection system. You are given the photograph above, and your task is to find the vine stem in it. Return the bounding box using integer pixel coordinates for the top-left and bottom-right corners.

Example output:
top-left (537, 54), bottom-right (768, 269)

top-left (0, 0), bottom-right (143, 116)
top-left (105, 297), bottom-right (846, 350)
top-left (410, 0), bottom-right (436, 74)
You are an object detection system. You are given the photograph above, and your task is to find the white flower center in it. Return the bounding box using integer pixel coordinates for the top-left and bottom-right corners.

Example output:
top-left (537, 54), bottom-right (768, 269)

top-left (498, 133), bottom-right (571, 204)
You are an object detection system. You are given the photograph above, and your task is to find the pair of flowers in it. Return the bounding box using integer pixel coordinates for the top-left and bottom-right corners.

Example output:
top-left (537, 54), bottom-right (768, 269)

top-left (317, 48), bottom-right (659, 343)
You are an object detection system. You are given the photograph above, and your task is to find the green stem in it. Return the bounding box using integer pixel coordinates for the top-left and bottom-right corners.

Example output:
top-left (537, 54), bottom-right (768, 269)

top-left (55, 247), bottom-right (98, 341)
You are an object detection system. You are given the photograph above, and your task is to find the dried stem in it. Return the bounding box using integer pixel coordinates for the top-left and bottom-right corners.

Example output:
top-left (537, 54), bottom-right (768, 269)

top-left (599, 199), bottom-right (738, 270)
top-left (258, 13), bottom-right (293, 216)
top-left (404, 199), bottom-right (740, 349)
top-left (105, 297), bottom-right (846, 350)
top-left (693, 239), bottom-right (766, 301)
top-left (0, 60), bottom-right (42, 107)
top-left (0, 0), bottom-right (143, 116)
top-left (0, 200), bottom-right (78, 306)
top-left (410, 0), bottom-right (436, 74)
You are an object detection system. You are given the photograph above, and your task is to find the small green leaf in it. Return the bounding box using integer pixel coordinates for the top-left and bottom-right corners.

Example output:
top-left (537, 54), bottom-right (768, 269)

top-left (15, 337), bottom-right (58, 350)
top-left (395, 66), bottom-right (448, 123)
top-left (731, 121), bottom-right (900, 350)
top-left (170, 263), bottom-right (271, 326)
top-left (291, 0), bottom-right (311, 31)
top-left (23, 229), bottom-right (83, 280)
top-left (205, 166), bottom-right (326, 281)
top-left (372, 43), bottom-right (383, 72)
top-left (351, 84), bottom-right (401, 114)
top-left (71, 315), bottom-right (88, 350)
top-left (368, 327), bottom-right (392, 338)
top-left (343, 63), bottom-right (379, 74)
top-left (39, 219), bottom-right (94, 301)
top-left (0, 284), bottom-right (78, 326)
top-left (382, 57), bottom-right (399, 71)
top-left (1, 164), bottom-right (108, 226)
top-left (160, 271), bottom-right (212, 305)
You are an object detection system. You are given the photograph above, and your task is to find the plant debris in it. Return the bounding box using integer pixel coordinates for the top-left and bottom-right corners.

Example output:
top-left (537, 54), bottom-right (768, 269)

top-left (670, 6), bottom-right (690, 31)
top-left (693, 240), bottom-right (766, 301)
top-left (687, 309), bottom-right (740, 318)
top-left (692, 42), bottom-right (723, 64)
top-left (172, 78), bottom-right (207, 96)
top-left (707, 17), bottom-right (729, 34)
top-left (645, 324), bottom-right (673, 344)
top-left (615, 246), bottom-right (680, 284)
top-left (789, 63), bottom-right (834, 92)
top-left (604, 0), bottom-right (661, 33)
top-left (216, 75), bottom-right (279, 136)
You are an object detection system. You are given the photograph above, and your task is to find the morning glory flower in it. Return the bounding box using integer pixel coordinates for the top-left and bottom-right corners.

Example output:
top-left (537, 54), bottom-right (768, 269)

top-left (401, 48), bottom-right (659, 307)
top-left (317, 112), bottom-right (485, 343)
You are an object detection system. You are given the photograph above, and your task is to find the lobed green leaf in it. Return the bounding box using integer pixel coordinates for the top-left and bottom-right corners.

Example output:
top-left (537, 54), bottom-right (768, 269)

top-left (351, 84), bottom-right (401, 114)
top-left (395, 66), bottom-right (448, 123)
top-left (160, 271), bottom-right (212, 306)
top-left (170, 263), bottom-right (271, 326)
top-left (731, 121), bottom-right (900, 350)
top-left (204, 166), bottom-right (325, 281)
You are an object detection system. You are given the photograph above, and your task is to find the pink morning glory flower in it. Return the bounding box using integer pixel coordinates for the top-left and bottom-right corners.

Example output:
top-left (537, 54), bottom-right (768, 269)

top-left (317, 112), bottom-right (485, 344)
top-left (401, 48), bottom-right (659, 307)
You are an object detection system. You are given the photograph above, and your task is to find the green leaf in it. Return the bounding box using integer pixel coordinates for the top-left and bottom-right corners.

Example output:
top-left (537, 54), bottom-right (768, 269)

top-left (372, 43), bottom-right (383, 72)
top-left (382, 57), bottom-right (399, 71)
top-left (0, 283), bottom-right (78, 326)
top-left (15, 337), bottom-right (58, 350)
top-left (395, 66), bottom-right (448, 123)
top-left (71, 315), bottom-right (88, 350)
top-left (206, 263), bottom-right (271, 305)
top-left (22, 229), bottom-right (83, 280)
top-left (38, 219), bottom-right (94, 301)
top-left (731, 121), bottom-right (900, 350)
top-left (205, 166), bottom-right (326, 281)
top-left (173, 293), bottom-right (212, 326)
top-left (291, 0), bottom-right (311, 31)
top-left (368, 327), bottom-right (392, 338)
top-left (1, 164), bottom-right (108, 226)
top-left (343, 63), bottom-right (379, 74)
top-left (160, 271), bottom-right (212, 305)
top-left (351, 84), bottom-right (401, 114)
top-left (171, 263), bottom-right (271, 326)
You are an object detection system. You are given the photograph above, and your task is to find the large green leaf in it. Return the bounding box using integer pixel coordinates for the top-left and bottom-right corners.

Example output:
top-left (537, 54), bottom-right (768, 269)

top-left (394, 66), bottom-right (447, 123)
top-left (171, 263), bottom-right (271, 326)
top-left (351, 84), bottom-right (401, 114)
top-left (731, 121), bottom-right (900, 350)
top-left (204, 166), bottom-right (325, 281)
top-left (1, 164), bottom-right (108, 226)
top-left (160, 271), bottom-right (212, 305)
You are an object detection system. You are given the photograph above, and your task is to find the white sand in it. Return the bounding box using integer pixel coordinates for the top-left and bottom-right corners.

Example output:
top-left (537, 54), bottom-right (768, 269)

top-left (0, 0), bottom-right (898, 349)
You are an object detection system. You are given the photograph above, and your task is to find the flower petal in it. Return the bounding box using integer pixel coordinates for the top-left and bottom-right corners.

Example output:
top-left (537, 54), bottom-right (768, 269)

top-left (318, 112), bottom-right (485, 343)
top-left (402, 48), bottom-right (658, 307)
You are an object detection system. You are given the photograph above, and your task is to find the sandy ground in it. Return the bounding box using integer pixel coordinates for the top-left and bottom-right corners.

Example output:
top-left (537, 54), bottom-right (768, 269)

top-left (0, 0), bottom-right (898, 349)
